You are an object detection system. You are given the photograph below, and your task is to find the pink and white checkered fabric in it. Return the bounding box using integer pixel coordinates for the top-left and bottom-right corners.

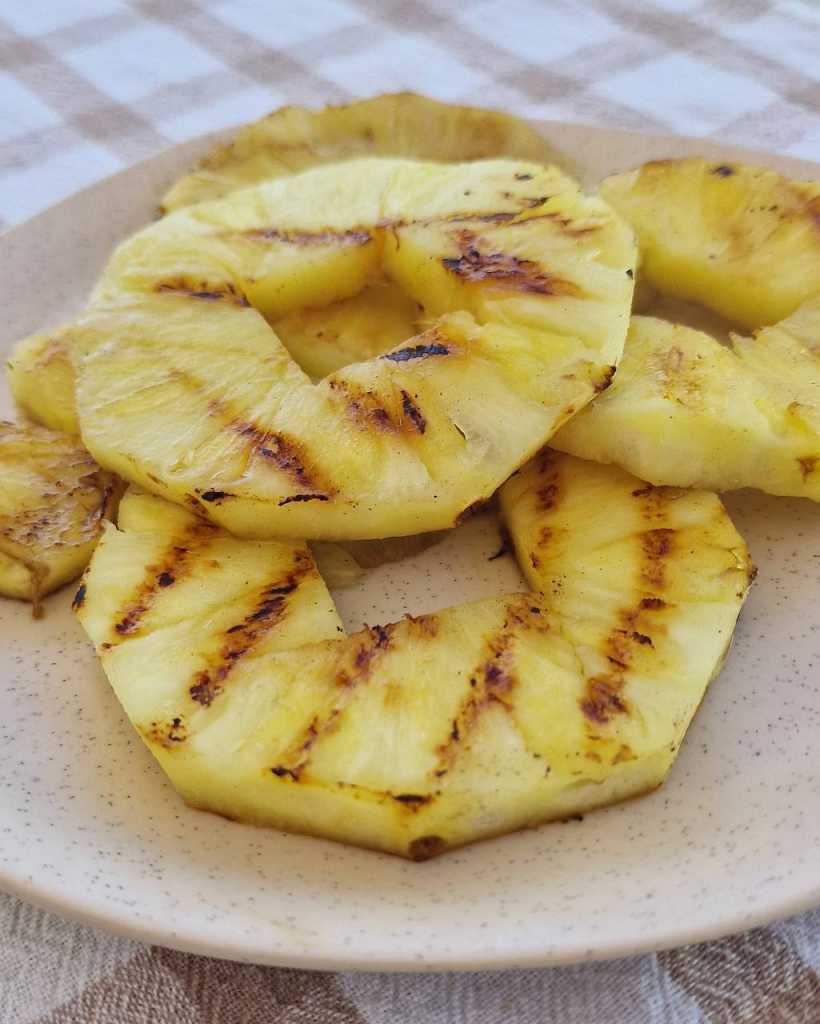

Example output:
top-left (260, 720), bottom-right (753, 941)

top-left (1, 1), bottom-right (819, 1021)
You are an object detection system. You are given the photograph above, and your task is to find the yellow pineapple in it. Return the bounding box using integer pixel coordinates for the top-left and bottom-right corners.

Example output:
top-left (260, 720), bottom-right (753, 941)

top-left (69, 157), bottom-right (634, 539)
top-left (600, 157), bottom-right (820, 328)
top-left (6, 327), bottom-right (79, 434)
top-left (76, 454), bottom-right (752, 859)
top-left (0, 421), bottom-right (112, 610)
top-left (553, 307), bottom-right (820, 500)
top-left (161, 93), bottom-right (563, 212)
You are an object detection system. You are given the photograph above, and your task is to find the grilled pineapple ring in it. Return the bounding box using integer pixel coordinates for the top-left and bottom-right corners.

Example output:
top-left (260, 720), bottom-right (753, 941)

top-left (554, 158), bottom-right (820, 501)
top-left (72, 157), bottom-right (635, 540)
top-left (160, 92), bottom-right (565, 212)
top-left (76, 453), bottom-right (753, 859)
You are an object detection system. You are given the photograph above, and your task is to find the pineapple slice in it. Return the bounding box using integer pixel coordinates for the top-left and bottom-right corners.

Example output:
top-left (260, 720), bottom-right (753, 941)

top-left (161, 93), bottom-right (563, 212)
top-left (600, 157), bottom-right (820, 328)
top-left (7, 326), bottom-right (79, 434)
top-left (553, 308), bottom-right (820, 500)
top-left (76, 455), bottom-right (753, 859)
top-left (70, 157), bottom-right (635, 539)
top-left (0, 421), bottom-right (112, 609)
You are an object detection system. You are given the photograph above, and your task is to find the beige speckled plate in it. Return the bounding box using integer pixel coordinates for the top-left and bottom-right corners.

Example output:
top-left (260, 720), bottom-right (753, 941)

top-left (0, 121), bottom-right (818, 971)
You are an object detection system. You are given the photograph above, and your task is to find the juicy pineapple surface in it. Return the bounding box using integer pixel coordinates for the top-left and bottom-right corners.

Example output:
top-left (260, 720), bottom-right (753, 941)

top-left (0, 421), bottom-right (111, 607)
top-left (72, 157), bottom-right (635, 539)
top-left (7, 327), bottom-right (79, 435)
top-left (554, 307), bottom-right (820, 500)
top-left (600, 157), bottom-right (820, 329)
top-left (76, 454), bottom-right (753, 859)
top-left (161, 93), bottom-right (564, 212)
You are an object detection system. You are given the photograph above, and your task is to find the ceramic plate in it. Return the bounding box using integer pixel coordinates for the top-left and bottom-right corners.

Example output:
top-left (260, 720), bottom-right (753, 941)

top-left (0, 121), bottom-right (818, 971)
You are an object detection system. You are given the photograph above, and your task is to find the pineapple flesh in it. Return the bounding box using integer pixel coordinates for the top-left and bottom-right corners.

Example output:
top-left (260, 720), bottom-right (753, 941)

top-left (161, 92), bottom-right (565, 212)
top-left (76, 454), bottom-right (753, 859)
top-left (7, 326), bottom-right (79, 435)
top-left (553, 306), bottom-right (820, 500)
top-left (600, 157), bottom-right (820, 329)
top-left (0, 421), bottom-right (112, 609)
top-left (69, 157), bottom-right (635, 540)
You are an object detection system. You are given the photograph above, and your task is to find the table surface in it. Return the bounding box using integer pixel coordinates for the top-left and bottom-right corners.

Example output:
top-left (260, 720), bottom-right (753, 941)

top-left (1, 1), bottom-right (819, 1021)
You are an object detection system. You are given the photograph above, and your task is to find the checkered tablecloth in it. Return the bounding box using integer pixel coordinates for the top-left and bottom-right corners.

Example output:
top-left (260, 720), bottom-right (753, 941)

top-left (1, 1), bottom-right (819, 1021)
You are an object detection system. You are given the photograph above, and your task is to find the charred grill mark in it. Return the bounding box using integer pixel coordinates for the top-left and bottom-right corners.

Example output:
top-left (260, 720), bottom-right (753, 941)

top-left (111, 527), bottom-right (213, 642)
top-left (442, 229), bottom-right (581, 296)
top-left (408, 835), bottom-right (447, 861)
top-left (144, 716), bottom-right (189, 749)
top-left (189, 556), bottom-right (310, 707)
top-left (579, 500), bottom-right (676, 727)
top-left (161, 370), bottom-right (331, 495)
top-left (349, 622), bottom-right (394, 679)
top-left (329, 378), bottom-right (397, 433)
top-left (143, 715), bottom-right (187, 749)
top-left (383, 342), bottom-right (450, 362)
top-left (244, 226), bottom-right (373, 247)
top-left (594, 365), bottom-right (616, 393)
top-left (401, 390), bottom-right (426, 434)
top-left (580, 676), bottom-right (628, 725)
top-left (537, 482), bottom-right (559, 511)
top-left (393, 793), bottom-right (431, 807)
top-left (269, 621), bottom-right (396, 780)
top-left (155, 278), bottom-right (249, 307)
top-left (229, 422), bottom-right (325, 491)
top-left (278, 493), bottom-right (330, 506)
top-left (641, 528), bottom-right (675, 589)
top-left (435, 600), bottom-right (546, 776)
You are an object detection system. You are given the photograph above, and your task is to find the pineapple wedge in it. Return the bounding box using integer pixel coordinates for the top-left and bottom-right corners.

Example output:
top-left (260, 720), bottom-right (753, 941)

top-left (0, 421), bottom-right (111, 609)
top-left (70, 157), bottom-right (634, 539)
top-left (76, 454), bottom-right (753, 859)
top-left (600, 157), bottom-right (820, 328)
top-left (553, 308), bottom-right (820, 500)
top-left (161, 93), bottom-right (563, 212)
top-left (6, 326), bottom-right (79, 435)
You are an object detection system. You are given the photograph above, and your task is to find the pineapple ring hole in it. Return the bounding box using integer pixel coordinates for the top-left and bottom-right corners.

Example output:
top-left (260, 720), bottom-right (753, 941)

top-left (314, 505), bottom-right (527, 634)
top-left (268, 276), bottom-right (426, 382)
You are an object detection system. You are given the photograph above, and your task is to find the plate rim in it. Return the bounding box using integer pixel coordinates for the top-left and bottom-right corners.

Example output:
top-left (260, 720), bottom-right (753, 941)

top-left (0, 115), bottom-right (818, 972)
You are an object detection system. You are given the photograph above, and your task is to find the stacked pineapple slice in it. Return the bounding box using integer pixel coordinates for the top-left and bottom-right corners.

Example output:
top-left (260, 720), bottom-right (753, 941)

top-left (70, 155), bottom-right (635, 540)
top-left (76, 458), bottom-right (752, 858)
top-left (13, 95), bottom-right (820, 858)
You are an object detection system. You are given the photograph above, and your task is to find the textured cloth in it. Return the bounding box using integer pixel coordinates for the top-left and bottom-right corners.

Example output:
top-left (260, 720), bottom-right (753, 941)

top-left (1, 0), bottom-right (819, 1021)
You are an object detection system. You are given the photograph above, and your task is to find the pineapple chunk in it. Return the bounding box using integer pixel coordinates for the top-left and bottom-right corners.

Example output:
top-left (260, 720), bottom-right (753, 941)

top-left (76, 455), bottom-right (752, 859)
top-left (7, 327), bottom-right (79, 435)
top-left (70, 157), bottom-right (634, 539)
top-left (553, 308), bottom-right (820, 500)
top-left (600, 157), bottom-right (820, 328)
top-left (161, 93), bottom-right (563, 212)
top-left (0, 421), bottom-right (111, 608)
